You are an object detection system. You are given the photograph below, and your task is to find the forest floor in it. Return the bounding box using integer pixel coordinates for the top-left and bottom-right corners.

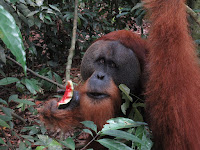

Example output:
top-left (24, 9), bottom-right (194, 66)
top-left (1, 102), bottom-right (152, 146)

top-left (0, 64), bottom-right (85, 149)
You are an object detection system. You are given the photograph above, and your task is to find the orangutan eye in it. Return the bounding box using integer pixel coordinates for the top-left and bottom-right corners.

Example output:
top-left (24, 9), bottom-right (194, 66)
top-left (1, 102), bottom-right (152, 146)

top-left (110, 61), bottom-right (117, 68)
top-left (109, 61), bottom-right (117, 68)
top-left (99, 58), bottom-right (105, 64)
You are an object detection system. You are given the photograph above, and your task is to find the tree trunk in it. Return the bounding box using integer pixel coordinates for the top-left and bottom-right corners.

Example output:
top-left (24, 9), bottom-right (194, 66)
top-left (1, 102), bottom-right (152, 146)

top-left (65, 0), bottom-right (78, 83)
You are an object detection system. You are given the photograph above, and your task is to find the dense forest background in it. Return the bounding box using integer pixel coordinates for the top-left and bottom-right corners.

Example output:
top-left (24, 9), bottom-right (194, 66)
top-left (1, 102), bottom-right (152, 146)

top-left (0, 0), bottom-right (199, 149)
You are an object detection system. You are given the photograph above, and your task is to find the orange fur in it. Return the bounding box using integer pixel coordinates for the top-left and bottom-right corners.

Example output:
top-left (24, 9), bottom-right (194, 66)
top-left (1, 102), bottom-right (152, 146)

top-left (40, 79), bottom-right (121, 132)
top-left (80, 79), bottom-right (121, 130)
top-left (39, 99), bottom-right (82, 132)
top-left (144, 0), bottom-right (200, 149)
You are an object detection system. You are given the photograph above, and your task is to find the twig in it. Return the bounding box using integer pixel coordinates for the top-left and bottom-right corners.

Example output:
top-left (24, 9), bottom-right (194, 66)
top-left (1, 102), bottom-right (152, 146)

top-left (65, 0), bottom-right (78, 82)
top-left (80, 132), bottom-right (100, 150)
top-left (0, 105), bottom-right (26, 123)
top-left (11, 112), bottom-right (26, 124)
top-left (186, 5), bottom-right (200, 26)
top-left (6, 56), bottom-right (65, 89)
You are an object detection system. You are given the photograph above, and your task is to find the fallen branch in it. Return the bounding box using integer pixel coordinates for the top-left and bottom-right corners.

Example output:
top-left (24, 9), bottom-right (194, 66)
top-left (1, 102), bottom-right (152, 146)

top-left (6, 56), bottom-right (65, 89)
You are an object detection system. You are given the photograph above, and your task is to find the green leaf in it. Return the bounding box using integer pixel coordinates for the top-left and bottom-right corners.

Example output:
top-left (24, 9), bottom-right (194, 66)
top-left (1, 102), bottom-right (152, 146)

top-left (8, 94), bottom-right (18, 103)
top-left (61, 137), bottom-right (75, 150)
top-left (17, 3), bottom-right (34, 27)
top-left (116, 12), bottom-right (129, 18)
top-left (81, 121), bottom-right (97, 133)
top-left (141, 133), bottom-right (153, 150)
top-left (10, 0), bottom-right (19, 3)
top-left (0, 46), bottom-right (6, 63)
top-left (24, 79), bottom-right (37, 95)
top-left (13, 99), bottom-right (35, 106)
top-left (49, 4), bottom-right (60, 12)
top-left (19, 141), bottom-right (26, 149)
top-left (133, 107), bottom-right (144, 122)
top-left (119, 84), bottom-right (133, 102)
top-left (39, 12), bottom-right (44, 21)
top-left (121, 98), bottom-right (130, 115)
top-left (29, 127), bottom-right (39, 135)
top-left (37, 134), bottom-right (52, 145)
top-left (27, 10), bottom-right (39, 17)
top-left (40, 125), bottom-right (47, 134)
top-left (0, 69), bottom-right (6, 77)
top-left (0, 118), bottom-right (10, 128)
top-left (63, 12), bottom-right (74, 21)
top-left (83, 129), bottom-right (93, 137)
top-left (48, 139), bottom-right (62, 150)
top-left (0, 98), bottom-right (7, 105)
top-left (132, 103), bottom-right (146, 108)
top-left (97, 138), bottom-right (132, 150)
top-left (0, 77), bottom-right (19, 85)
top-left (1, 107), bottom-right (13, 117)
top-left (36, 0), bottom-right (44, 7)
top-left (16, 82), bottom-right (26, 92)
top-left (0, 115), bottom-right (12, 121)
top-left (44, 15), bottom-right (52, 22)
top-left (24, 139), bottom-right (31, 147)
top-left (30, 78), bottom-right (42, 92)
top-left (53, 72), bottom-right (62, 84)
top-left (16, 103), bottom-right (24, 110)
top-left (101, 130), bottom-right (144, 145)
top-left (0, 5), bottom-right (26, 74)
top-left (0, 137), bottom-right (5, 144)
top-left (35, 146), bottom-right (46, 150)
top-left (102, 118), bottom-right (147, 132)
top-left (20, 135), bottom-right (35, 142)
top-left (26, 0), bottom-right (36, 7)
top-left (131, 2), bottom-right (144, 12)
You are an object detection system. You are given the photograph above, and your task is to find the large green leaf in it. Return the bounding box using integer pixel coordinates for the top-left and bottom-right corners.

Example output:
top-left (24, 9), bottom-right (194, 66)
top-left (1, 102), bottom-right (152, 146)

top-left (0, 5), bottom-right (26, 74)
top-left (24, 79), bottom-right (38, 95)
top-left (0, 115), bottom-right (12, 122)
top-left (0, 118), bottom-right (10, 128)
top-left (0, 77), bottom-right (19, 85)
top-left (61, 137), bottom-right (75, 150)
top-left (0, 138), bottom-right (5, 145)
top-left (1, 106), bottom-right (13, 117)
top-left (101, 130), bottom-right (144, 145)
top-left (102, 117), bottom-right (147, 132)
top-left (97, 138), bottom-right (132, 150)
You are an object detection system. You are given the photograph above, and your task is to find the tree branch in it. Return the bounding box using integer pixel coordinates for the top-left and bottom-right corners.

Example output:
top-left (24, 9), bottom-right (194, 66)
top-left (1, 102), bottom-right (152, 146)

top-left (6, 56), bottom-right (65, 89)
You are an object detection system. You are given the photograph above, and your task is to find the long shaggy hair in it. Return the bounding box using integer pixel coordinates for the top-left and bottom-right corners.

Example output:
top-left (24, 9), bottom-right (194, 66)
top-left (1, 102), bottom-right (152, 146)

top-left (144, 0), bottom-right (200, 149)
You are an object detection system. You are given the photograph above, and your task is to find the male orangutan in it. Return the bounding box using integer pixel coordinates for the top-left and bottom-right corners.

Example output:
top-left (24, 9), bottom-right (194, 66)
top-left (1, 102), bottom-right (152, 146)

top-left (40, 30), bottom-right (146, 131)
top-left (40, 0), bottom-right (200, 149)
